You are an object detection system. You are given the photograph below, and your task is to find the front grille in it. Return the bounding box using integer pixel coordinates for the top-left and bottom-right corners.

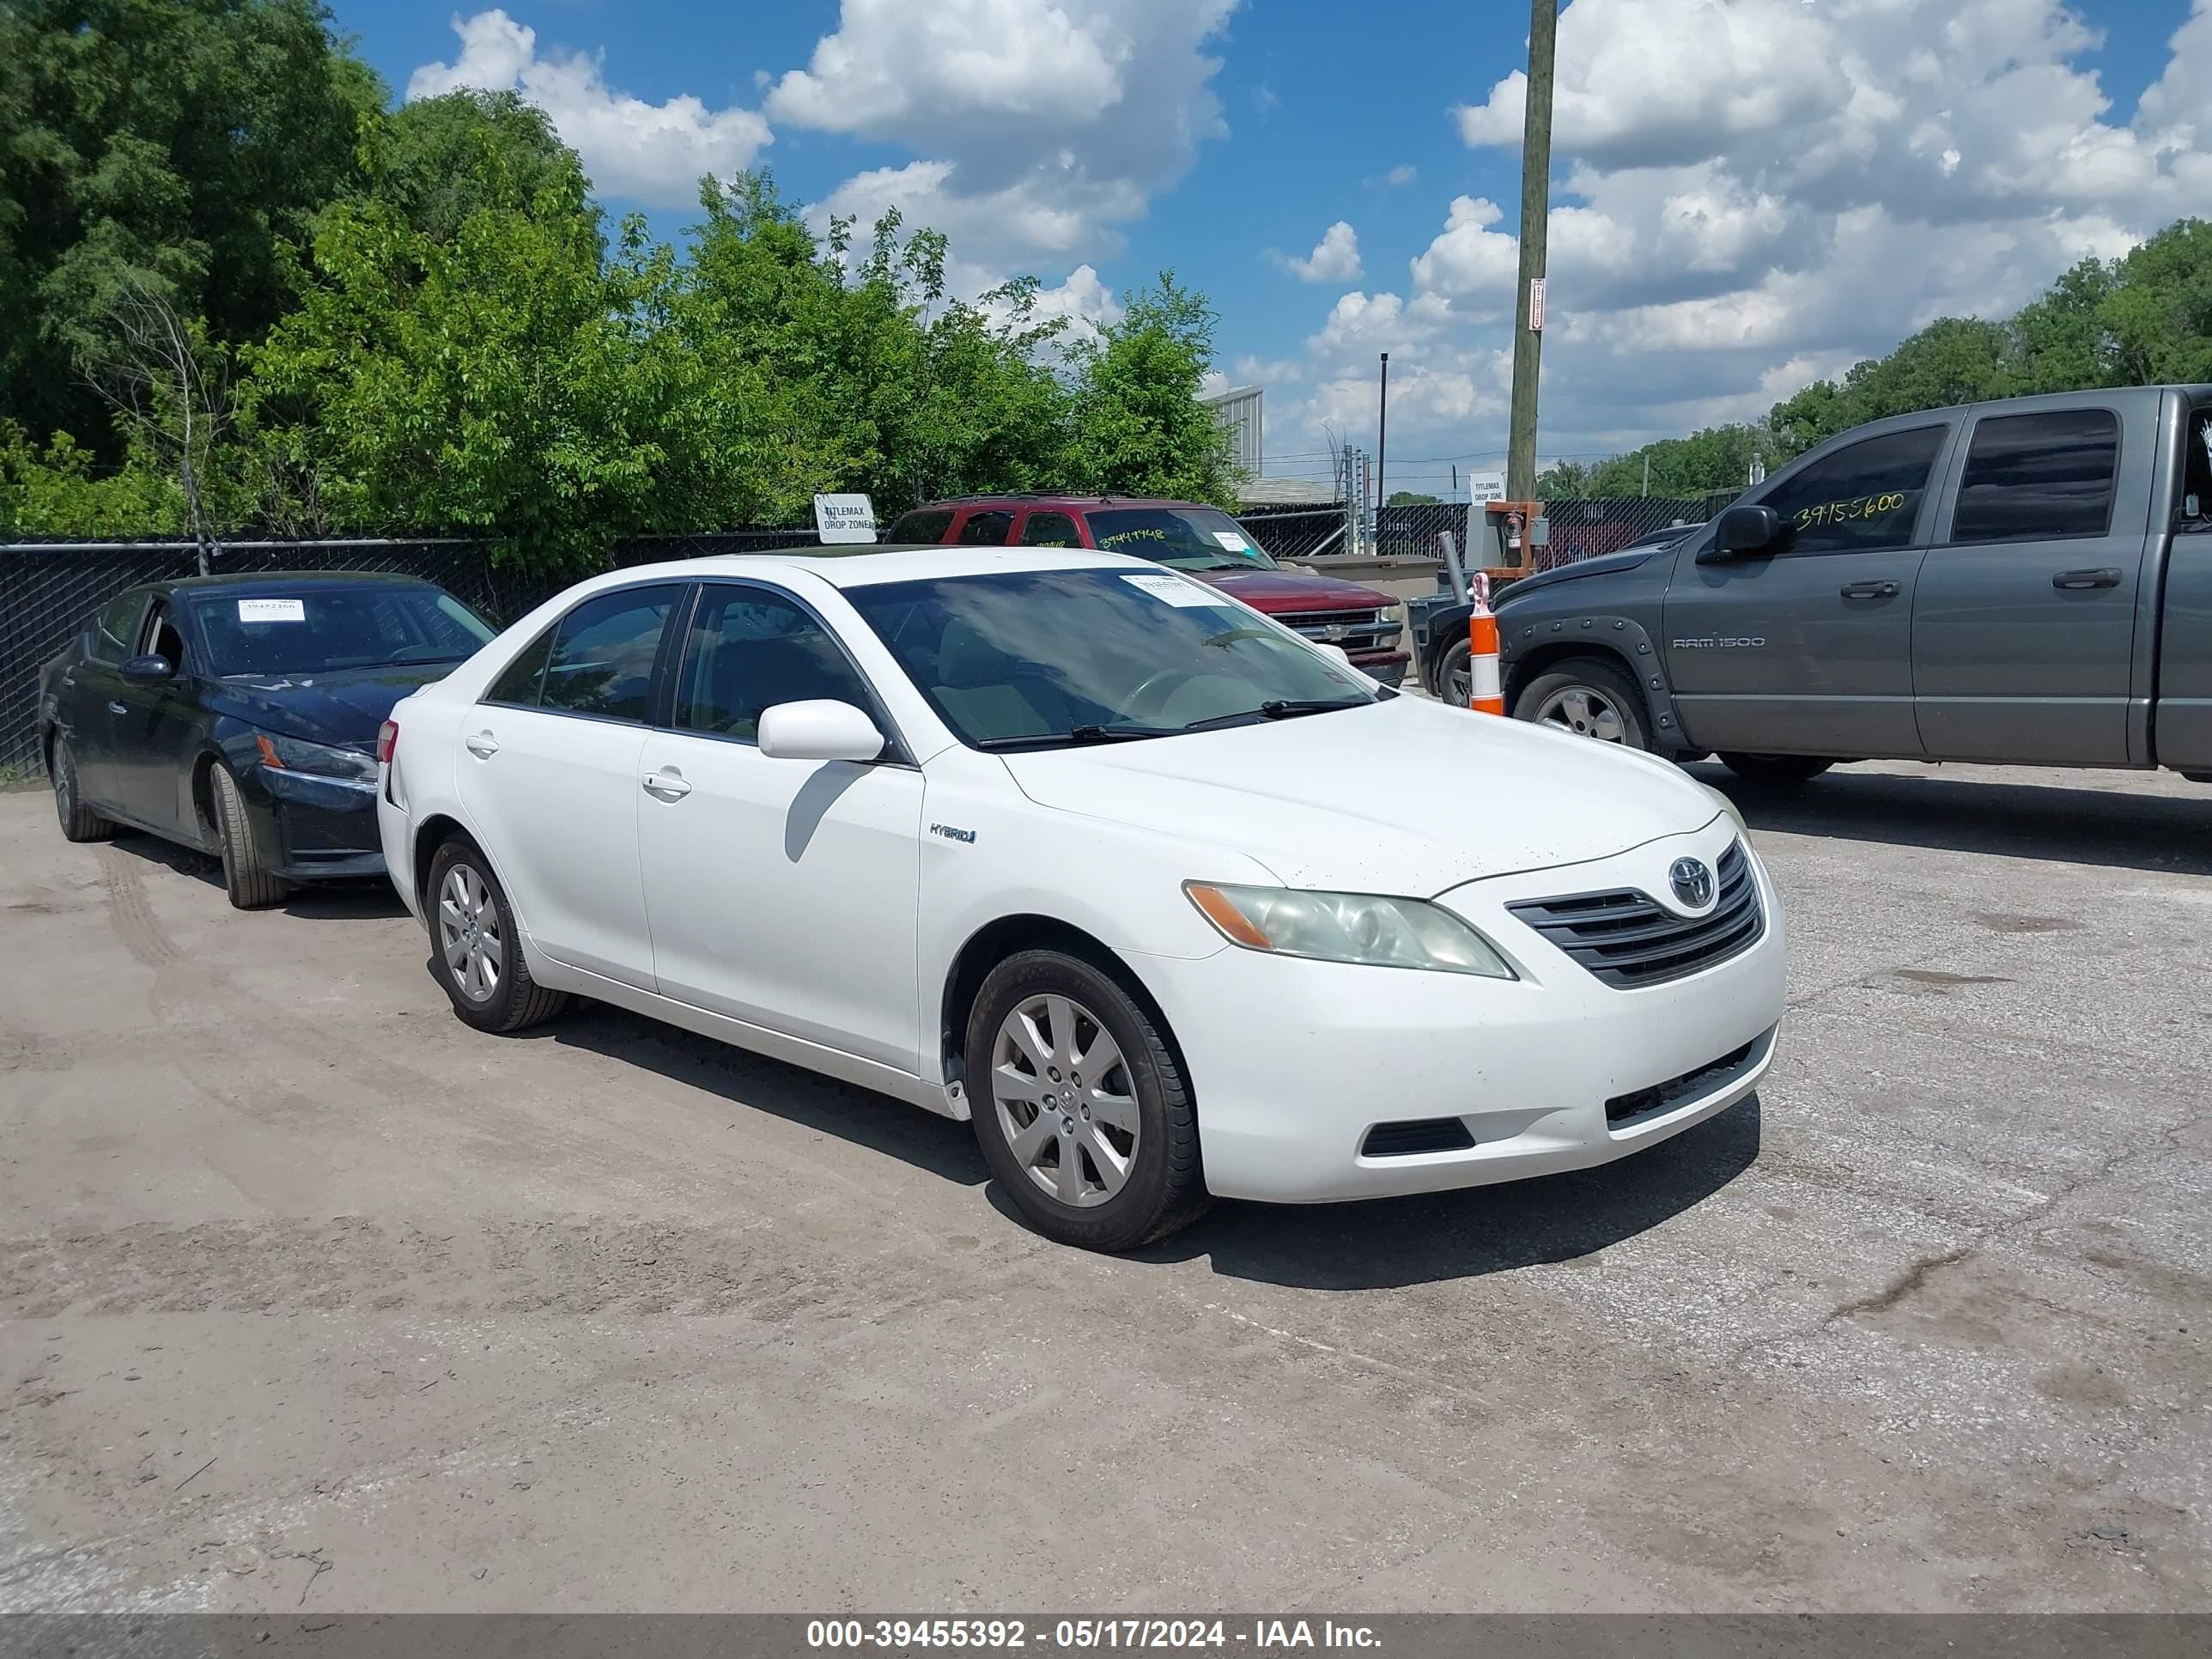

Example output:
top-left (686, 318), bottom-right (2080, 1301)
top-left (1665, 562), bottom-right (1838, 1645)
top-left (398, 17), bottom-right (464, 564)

top-left (1605, 1034), bottom-right (1765, 1127)
top-left (1360, 1116), bottom-right (1478, 1158)
top-left (1285, 608), bottom-right (1401, 652)
top-left (1507, 842), bottom-right (1762, 988)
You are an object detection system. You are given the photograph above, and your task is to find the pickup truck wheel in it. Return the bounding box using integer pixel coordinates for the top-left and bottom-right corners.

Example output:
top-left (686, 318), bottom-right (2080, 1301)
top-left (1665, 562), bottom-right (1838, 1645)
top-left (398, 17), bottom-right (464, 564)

top-left (1718, 752), bottom-right (1836, 784)
top-left (1435, 639), bottom-right (1473, 707)
top-left (1514, 658), bottom-right (1651, 750)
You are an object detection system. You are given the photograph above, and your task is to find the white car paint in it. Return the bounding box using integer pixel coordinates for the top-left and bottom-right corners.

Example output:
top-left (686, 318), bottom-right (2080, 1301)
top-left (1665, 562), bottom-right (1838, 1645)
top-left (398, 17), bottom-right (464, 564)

top-left (379, 547), bottom-right (1786, 1206)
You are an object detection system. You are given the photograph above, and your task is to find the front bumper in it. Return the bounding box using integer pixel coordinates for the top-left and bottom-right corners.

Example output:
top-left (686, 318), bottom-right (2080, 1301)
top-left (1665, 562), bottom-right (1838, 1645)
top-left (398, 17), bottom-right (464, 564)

top-left (1134, 817), bottom-right (1785, 1203)
top-left (250, 767), bottom-right (387, 881)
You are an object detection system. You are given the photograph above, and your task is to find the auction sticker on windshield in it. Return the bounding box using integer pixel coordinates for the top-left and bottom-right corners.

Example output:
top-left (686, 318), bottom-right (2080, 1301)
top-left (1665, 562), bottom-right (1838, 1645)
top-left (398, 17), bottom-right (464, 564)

top-left (1212, 531), bottom-right (1251, 551)
top-left (238, 599), bottom-right (307, 623)
top-left (1121, 573), bottom-right (1218, 607)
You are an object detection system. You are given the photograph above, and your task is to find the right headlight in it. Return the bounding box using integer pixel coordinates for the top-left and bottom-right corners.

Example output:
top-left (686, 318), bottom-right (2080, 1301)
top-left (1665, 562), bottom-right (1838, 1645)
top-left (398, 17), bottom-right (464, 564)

top-left (1183, 882), bottom-right (1516, 979)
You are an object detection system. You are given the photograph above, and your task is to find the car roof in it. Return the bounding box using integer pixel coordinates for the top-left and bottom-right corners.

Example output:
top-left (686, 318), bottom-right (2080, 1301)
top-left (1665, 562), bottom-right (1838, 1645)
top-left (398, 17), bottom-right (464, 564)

top-left (164, 570), bottom-right (445, 595)
top-left (901, 495), bottom-right (1214, 514)
top-left (585, 544), bottom-right (1144, 592)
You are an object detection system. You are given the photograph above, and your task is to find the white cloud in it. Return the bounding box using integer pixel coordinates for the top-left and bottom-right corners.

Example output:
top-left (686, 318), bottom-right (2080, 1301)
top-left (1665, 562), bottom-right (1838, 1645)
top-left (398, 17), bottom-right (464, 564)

top-left (1385, 164), bottom-right (1416, 187)
top-left (1285, 221), bottom-right (1363, 283)
top-left (772, 0), bottom-right (1237, 269)
top-left (407, 11), bottom-right (771, 207)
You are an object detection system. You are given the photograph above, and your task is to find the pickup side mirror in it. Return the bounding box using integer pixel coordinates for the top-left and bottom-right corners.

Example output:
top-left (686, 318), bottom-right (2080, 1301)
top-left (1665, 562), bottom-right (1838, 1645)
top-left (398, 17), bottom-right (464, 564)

top-left (757, 700), bottom-right (885, 763)
top-left (1701, 504), bottom-right (1783, 563)
top-left (120, 653), bottom-right (175, 685)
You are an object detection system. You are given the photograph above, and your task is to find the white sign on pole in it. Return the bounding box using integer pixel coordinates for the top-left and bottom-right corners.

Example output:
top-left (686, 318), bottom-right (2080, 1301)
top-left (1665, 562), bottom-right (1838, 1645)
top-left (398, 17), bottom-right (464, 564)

top-left (1468, 471), bottom-right (1508, 506)
top-left (812, 493), bottom-right (878, 544)
top-left (1528, 277), bottom-right (1547, 332)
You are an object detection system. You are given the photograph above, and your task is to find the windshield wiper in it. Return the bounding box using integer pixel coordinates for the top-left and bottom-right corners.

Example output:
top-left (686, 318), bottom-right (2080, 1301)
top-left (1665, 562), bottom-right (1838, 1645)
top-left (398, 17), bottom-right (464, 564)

top-left (974, 723), bottom-right (1174, 751)
top-left (1179, 697), bottom-right (1370, 732)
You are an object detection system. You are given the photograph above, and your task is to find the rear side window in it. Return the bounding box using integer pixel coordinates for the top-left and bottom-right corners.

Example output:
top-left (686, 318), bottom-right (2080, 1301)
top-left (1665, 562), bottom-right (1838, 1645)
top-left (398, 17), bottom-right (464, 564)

top-left (534, 584), bottom-right (683, 722)
top-left (1759, 425), bottom-right (1947, 555)
top-left (1948, 410), bottom-right (2120, 544)
top-left (485, 630), bottom-right (554, 707)
top-left (1020, 512), bottom-right (1082, 547)
top-left (957, 510), bottom-right (1015, 546)
top-left (2185, 407), bottom-right (2212, 527)
top-left (886, 509), bottom-right (954, 544)
top-left (91, 592), bottom-right (147, 663)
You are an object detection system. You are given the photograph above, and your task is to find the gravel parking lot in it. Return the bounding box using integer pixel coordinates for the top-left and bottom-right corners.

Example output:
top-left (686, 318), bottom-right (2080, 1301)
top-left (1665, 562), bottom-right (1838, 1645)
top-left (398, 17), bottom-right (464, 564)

top-left (1, 760), bottom-right (2208, 1613)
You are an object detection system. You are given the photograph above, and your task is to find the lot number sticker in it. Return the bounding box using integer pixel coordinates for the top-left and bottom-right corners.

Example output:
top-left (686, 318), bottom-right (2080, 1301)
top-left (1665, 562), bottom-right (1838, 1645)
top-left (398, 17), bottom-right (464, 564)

top-left (1212, 530), bottom-right (1251, 552)
top-left (1121, 573), bottom-right (1218, 607)
top-left (238, 599), bottom-right (307, 623)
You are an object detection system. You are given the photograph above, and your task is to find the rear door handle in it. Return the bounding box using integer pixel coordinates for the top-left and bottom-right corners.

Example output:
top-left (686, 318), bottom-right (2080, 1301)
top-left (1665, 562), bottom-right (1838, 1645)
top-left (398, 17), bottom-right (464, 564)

top-left (108, 701), bottom-right (129, 715)
top-left (2052, 568), bottom-right (2122, 590)
top-left (641, 770), bottom-right (690, 801)
top-left (464, 731), bottom-right (501, 758)
top-left (1839, 580), bottom-right (1899, 599)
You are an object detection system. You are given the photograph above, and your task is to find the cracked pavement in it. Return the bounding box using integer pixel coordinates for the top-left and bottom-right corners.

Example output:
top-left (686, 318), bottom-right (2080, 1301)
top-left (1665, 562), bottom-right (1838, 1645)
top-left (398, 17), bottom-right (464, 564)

top-left (0, 759), bottom-right (2207, 1612)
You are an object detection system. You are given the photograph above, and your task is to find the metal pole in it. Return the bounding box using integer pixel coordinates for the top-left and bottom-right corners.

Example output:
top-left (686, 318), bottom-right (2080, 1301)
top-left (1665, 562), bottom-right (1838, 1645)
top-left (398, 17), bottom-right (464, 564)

top-left (1376, 353), bottom-right (1389, 510)
top-left (1505, 0), bottom-right (1558, 504)
top-left (1643, 453), bottom-right (1650, 497)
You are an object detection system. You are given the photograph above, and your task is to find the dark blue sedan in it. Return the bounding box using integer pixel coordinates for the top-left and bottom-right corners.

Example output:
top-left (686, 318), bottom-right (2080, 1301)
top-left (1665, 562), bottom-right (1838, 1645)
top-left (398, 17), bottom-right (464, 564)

top-left (36, 572), bottom-right (496, 907)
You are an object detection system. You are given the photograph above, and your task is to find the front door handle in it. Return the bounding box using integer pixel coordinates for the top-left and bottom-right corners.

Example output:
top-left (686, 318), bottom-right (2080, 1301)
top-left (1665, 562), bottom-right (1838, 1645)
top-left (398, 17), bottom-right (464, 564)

top-left (641, 770), bottom-right (691, 801)
top-left (2052, 568), bottom-right (2122, 590)
top-left (464, 731), bottom-right (501, 758)
top-left (1839, 580), bottom-right (1899, 599)
top-left (108, 701), bottom-right (129, 715)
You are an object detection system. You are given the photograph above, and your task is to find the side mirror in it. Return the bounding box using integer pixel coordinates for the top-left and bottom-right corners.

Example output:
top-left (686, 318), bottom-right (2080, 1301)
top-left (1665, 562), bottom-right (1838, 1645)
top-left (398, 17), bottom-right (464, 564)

top-left (1703, 505), bottom-right (1782, 562)
top-left (757, 700), bottom-right (886, 763)
top-left (1316, 643), bottom-right (1354, 669)
top-left (120, 653), bottom-right (175, 685)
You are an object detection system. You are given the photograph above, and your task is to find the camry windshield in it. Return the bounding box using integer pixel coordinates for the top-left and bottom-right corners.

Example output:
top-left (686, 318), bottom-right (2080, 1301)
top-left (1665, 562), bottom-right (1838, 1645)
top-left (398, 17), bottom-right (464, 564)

top-left (847, 567), bottom-right (1381, 750)
top-left (1086, 507), bottom-right (1277, 571)
top-left (193, 588), bottom-right (495, 678)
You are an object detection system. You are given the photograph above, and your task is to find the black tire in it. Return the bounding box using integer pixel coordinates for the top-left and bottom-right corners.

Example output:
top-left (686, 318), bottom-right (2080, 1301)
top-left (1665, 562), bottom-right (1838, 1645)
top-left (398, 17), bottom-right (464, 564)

top-left (424, 836), bottom-right (568, 1034)
top-left (1511, 655), bottom-right (1653, 750)
top-left (208, 763), bottom-right (289, 909)
top-left (51, 735), bottom-right (116, 843)
top-left (1433, 638), bottom-right (1472, 707)
top-left (964, 949), bottom-right (1208, 1252)
top-left (1717, 752), bottom-right (1836, 784)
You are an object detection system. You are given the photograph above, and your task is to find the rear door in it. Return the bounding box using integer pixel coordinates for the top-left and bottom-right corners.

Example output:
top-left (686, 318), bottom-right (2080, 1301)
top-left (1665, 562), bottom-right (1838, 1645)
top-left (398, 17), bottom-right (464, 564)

top-left (1913, 404), bottom-right (2147, 764)
top-left (455, 582), bottom-right (684, 991)
top-left (66, 590), bottom-right (151, 807)
top-left (1663, 422), bottom-right (1952, 758)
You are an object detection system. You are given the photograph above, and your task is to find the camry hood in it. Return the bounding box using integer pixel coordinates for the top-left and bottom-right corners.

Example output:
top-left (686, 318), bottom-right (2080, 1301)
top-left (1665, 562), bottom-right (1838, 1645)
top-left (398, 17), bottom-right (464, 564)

top-left (209, 661), bottom-right (457, 747)
top-left (1000, 697), bottom-right (1726, 895)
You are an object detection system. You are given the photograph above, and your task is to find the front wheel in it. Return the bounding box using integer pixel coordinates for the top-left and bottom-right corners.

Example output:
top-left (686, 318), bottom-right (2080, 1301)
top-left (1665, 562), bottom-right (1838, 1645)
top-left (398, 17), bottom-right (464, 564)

top-left (1718, 752), bottom-right (1836, 784)
top-left (209, 763), bottom-right (289, 909)
top-left (1512, 656), bottom-right (1652, 750)
top-left (425, 836), bottom-right (568, 1034)
top-left (965, 950), bottom-right (1208, 1252)
top-left (1434, 639), bottom-right (1473, 708)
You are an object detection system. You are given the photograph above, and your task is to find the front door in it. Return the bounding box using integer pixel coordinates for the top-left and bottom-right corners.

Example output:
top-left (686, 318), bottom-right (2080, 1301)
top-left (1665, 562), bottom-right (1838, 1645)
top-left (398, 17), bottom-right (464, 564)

top-left (1914, 404), bottom-right (2146, 764)
top-left (457, 582), bottom-right (685, 991)
top-left (1663, 422), bottom-right (1953, 758)
top-left (637, 581), bottom-right (925, 1072)
top-left (110, 598), bottom-right (202, 833)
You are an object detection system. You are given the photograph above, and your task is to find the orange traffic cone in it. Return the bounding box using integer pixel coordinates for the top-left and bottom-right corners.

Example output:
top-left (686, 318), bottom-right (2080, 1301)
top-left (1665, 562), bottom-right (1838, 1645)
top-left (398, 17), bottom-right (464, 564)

top-left (1467, 573), bottom-right (1504, 715)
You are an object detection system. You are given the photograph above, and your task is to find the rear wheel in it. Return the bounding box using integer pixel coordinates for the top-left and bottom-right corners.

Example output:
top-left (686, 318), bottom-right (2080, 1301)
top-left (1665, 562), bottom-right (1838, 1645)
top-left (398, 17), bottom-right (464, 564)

top-left (426, 836), bottom-right (567, 1034)
top-left (1435, 638), bottom-right (1473, 707)
top-left (1718, 752), bottom-right (1836, 784)
top-left (209, 763), bottom-right (289, 909)
top-left (1513, 656), bottom-right (1652, 750)
top-left (51, 736), bottom-right (115, 843)
top-left (965, 950), bottom-right (1208, 1252)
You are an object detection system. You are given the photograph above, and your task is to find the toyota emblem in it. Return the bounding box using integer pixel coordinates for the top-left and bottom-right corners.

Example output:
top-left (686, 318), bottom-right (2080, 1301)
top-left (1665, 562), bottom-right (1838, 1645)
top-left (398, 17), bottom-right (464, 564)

top-left (1669, 857), bottom-right (1714, 908)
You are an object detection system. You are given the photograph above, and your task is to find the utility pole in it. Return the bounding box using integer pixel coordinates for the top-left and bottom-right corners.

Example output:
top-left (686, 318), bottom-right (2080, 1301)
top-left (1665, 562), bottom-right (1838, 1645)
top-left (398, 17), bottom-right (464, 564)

top-left (1505, 0), bottom-right (1559, 505)
top-left (1376, 353), bottom-right (1390, 509)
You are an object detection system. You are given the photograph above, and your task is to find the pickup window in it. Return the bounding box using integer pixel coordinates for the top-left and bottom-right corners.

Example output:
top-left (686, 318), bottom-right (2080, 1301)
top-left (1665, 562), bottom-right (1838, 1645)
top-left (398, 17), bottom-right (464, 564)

top-left (1757, 425), bottom-right (1946, 555)
top-left (2185, 408), bottom-right (2212, 527)
top-left (1947, 409), bottom-right (2119, 544)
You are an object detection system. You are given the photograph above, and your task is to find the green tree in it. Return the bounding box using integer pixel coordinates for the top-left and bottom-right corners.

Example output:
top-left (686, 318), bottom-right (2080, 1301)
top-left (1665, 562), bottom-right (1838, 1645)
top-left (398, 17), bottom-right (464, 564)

top-left (1768, 317), bottom-right (2015, 458)
top-left (1062, 274), bottom-right (1243, 505)
top-left (2095, 219), bottom-right (2212, 386)
top-left (1586, 423), bottom-right (1768, 496)
top-left (1386, 489), bottom-right (1441, 505)
top-left (1534, 459), bottom-right (1592, 497)
top-left (368, 88), bottom-right (576, 244)
top-left (0, 0), bottom-right (381, 452)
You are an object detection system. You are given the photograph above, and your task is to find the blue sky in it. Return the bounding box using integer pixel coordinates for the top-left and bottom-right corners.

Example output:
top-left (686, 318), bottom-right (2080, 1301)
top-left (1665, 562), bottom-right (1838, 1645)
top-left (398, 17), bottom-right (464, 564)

top-left (334, 1), bottom-right (2211, 495)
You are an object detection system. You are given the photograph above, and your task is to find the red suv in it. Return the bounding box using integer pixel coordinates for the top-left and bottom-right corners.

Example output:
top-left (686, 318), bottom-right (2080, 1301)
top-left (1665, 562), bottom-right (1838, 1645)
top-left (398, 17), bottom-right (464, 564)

top-left (884, 495), bottom-right (1409, 685)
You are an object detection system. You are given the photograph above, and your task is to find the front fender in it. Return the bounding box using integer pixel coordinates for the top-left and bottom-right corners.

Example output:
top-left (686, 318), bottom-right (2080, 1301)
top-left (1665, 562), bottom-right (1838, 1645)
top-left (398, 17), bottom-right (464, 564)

top-left (1497, 606), bottom-right (1693, 750)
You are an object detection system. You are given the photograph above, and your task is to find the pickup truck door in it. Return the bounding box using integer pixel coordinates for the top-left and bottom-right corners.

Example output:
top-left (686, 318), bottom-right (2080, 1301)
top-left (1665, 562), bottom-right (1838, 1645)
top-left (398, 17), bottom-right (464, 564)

top-left (1912, 404), bottom-right (2152, 765)
top-left (1663, 422), bottom-right (1952, 758)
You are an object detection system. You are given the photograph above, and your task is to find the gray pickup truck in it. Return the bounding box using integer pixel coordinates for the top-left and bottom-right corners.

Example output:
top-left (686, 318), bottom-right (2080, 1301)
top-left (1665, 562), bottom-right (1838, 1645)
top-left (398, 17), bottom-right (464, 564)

top-left (1494, 384), bottom-right (2212, 783)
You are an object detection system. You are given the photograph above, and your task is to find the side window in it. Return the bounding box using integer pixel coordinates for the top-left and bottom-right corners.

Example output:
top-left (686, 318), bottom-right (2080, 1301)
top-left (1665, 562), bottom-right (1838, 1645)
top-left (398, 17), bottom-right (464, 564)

top-left (1948, 410), bottom-right (2120, 545)
top-left (886, 509), bottom-right (955, 544)
top-left (676, 586), bottom-right (875, 743)
top-left (1020, 512), bottom-right (1081, 547)
top-left (143, 601), bottom-right (187, 672)
top-left (484, 629), bottom-right (555, 707)
top-left (92, 592), bottom-right (146, 664)
top-left (2184, 407), bottom-right (2211, 528)
top-left (1759, 425), bottom-right (1947, 555)
top-left (537, 585), bottom-right (683, 722)
top-left (956, 510), bottom-right (1014, 546)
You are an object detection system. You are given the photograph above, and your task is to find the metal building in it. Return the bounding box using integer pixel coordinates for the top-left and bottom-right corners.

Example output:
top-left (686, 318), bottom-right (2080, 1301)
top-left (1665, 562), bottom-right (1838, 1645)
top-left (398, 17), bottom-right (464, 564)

top-left (1198, 384), bottom-right (1263, 477)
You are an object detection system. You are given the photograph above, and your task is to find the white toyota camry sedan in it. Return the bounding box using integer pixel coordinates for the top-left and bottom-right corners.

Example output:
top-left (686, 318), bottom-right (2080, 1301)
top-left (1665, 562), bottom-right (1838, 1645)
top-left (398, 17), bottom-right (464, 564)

top-left (376, 546), bottom-right (1785, 1249)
